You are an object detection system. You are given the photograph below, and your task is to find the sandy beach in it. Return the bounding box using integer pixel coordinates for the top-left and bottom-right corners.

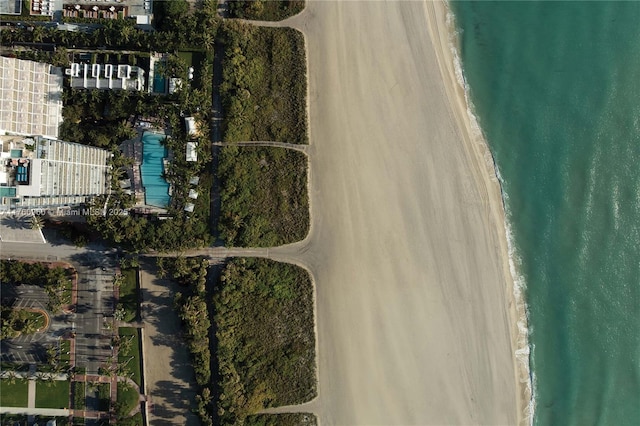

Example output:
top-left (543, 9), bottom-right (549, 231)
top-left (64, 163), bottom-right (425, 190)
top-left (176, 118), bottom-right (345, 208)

top-left (266, 0), bottom-right (529, 424)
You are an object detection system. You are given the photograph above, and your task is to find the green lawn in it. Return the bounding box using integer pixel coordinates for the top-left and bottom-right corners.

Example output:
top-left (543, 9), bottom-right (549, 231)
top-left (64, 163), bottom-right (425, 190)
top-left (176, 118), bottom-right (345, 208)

top-left (0, 379), bottom-right (28, 407)
top-left (118, 327), bottom-right (142, 386)
top-left (60, 339), bottom-right (71, 364)
top-left (24, 310), bottom-right (47, 331)
top-left (116, 382), bottom-right (140, 418)
top-left (119, 269), bottom-right (139, 322)
top-left (35, 380), bottom-right (70, 409)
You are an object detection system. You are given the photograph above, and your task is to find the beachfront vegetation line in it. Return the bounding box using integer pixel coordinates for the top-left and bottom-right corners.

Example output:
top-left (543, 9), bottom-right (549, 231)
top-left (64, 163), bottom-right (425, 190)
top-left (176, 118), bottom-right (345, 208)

top-left (162, 256), bottom-right (214, 425)
top-left (220, 22), bottom-right (308, 144)
top-left (218, 146), bottom-right (309, 247)
top-left (245, 413), bottom-right (318, 426)
top-left (214, 258), bottom-right (316, 424)
top-left (227, 0), bottom-right (306, 21)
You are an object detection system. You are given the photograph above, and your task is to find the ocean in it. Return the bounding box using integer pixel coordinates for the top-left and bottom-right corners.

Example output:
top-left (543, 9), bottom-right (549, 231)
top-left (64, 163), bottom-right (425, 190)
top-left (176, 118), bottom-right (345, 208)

top-left (450, 2), bottom-right (640, 425)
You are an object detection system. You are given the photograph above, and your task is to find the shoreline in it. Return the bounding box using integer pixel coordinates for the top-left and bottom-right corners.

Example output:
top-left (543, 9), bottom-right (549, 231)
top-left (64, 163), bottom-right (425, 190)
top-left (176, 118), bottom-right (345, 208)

top-left (424, 2), bottom-right (533, 424)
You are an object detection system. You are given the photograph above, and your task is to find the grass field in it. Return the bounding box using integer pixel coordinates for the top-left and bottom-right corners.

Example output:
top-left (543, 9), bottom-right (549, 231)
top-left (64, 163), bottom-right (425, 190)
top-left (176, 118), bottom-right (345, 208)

top-left (0, 379), bottom-right (28, 407)
top-left (119, 269), bottom-right (139, 322)
top-left (118, 327), bottom-right (142, 387)
top-left (35, 380), bottom-right (70, 409)
top-left (218, 146), bottom-right (309, 247)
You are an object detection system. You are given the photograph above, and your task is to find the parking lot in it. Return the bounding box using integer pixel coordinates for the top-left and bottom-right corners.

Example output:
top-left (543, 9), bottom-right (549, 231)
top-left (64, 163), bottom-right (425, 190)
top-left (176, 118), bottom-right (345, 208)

top-left (0, 284), bottom-right (73, 364)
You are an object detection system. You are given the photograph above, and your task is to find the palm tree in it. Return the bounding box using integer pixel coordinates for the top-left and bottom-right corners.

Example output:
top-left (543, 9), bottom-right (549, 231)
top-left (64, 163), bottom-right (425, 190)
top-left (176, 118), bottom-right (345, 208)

top-left (30, 214), bottom-right (44, 230)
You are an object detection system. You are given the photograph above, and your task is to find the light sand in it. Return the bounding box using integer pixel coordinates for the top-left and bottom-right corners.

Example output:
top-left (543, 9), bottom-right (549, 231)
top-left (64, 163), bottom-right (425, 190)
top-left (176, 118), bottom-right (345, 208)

top-left (267, 0), bottom-right (528, 424)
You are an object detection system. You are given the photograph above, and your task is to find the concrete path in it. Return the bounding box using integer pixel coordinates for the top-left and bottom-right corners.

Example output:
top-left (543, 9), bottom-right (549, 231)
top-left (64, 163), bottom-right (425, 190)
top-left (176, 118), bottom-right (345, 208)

top-left (0, 407), bottom-right (70, 416)
top-left (27, 365), bottom-right (36, 409)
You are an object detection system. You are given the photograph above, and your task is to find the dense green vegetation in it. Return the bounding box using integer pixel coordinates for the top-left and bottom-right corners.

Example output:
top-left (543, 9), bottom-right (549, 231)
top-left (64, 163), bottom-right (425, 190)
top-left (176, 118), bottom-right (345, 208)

top-left (228, 0), bottom-right (305, 21)
top-left (0, 260), bottom-right (72, 315)
top-left (0, 308), bottom-right (46, 338)
top-left (170, 257), bottom-right (210, 386)
top-left (1, 1), bottom-right (220, 51)
top-left (35, 380), bottom-right (70, 409)
top-left (59, 89), bottom-right (155, 150)
top-left (117, 328), bottom-right (142, 387)
top-left (115, 381), bottom-right (139, 419)
top-left (116, 269), bottom-right (139, 323)
top-left (0, 379), bottom-right (28, 407)
top-left (214, 258), bottom-right (316, 424)
top-left (73, 381), bottom-right (86, 410)
top-left (220, 22), bottom-right (308, 144)
top-left (245, 413), bottom-right (318, 426)
top-left (163, 257), bottom-right (213, 425)
top-left (218, 146), bottom-right (309, 247)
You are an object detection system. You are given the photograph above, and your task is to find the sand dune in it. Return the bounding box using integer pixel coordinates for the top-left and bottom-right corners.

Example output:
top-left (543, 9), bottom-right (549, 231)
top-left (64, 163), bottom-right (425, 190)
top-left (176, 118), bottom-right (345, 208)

top-left (267, 1), bottom-right (526, 424)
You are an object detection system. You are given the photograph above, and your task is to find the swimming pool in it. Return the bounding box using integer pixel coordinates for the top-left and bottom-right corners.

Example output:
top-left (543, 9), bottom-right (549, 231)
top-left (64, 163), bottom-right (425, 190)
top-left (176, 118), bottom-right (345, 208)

top-left (140, 132), bottom-right (170, 208)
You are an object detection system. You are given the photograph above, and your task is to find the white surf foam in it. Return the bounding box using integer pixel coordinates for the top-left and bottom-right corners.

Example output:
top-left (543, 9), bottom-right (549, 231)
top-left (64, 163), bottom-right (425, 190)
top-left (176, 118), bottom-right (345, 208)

top-left (445, 8), bottom-right (535, 425)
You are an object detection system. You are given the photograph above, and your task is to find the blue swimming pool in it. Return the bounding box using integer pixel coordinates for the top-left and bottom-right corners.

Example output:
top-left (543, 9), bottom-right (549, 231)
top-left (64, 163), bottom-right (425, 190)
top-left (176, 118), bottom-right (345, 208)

top-left (140, 132), bottom-right (170, 208)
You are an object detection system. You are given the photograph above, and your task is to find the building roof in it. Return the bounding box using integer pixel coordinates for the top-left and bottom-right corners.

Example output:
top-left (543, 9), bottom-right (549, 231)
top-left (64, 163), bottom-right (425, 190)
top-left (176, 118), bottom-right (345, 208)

top-left (66, 63), bottom-right (146, 91)
top-left (0, 57), bottom-right (63, 139)
top-left (185, 117), bottom-right (197, 136)
top-left (186, 142), bottom-right (197, 162)
top-left (0, 137), bottom-right (110, 211)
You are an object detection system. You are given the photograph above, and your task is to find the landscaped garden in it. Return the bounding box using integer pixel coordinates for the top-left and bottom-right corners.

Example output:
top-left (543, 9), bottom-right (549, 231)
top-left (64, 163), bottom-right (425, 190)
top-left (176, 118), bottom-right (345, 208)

top-left (73, 381), bottom-right (86, 410)
top-left (117, 327), bottom-right (142, 387)
top-left (116, 269), bottom-right (139, 323)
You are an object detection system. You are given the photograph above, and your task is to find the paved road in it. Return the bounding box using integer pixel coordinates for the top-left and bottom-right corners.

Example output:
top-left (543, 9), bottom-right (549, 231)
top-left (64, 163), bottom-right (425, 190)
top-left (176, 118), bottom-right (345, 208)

top-left (0, 407), bottom-right (70, 416)
top-left (74, 263), bottom-right (116, 373)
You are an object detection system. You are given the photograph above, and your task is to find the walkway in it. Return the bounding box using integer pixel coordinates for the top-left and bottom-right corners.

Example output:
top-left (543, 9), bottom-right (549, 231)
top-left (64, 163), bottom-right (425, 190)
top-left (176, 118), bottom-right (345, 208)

top-left (212, 141), bottom-right (309, 154)
top-left (0, 407), bottom-right (70, 416)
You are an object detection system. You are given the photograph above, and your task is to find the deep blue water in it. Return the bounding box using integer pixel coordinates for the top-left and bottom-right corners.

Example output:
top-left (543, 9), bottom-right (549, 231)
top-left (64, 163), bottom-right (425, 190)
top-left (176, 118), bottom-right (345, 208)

top-left (452, 2), bottom-right (640, 425)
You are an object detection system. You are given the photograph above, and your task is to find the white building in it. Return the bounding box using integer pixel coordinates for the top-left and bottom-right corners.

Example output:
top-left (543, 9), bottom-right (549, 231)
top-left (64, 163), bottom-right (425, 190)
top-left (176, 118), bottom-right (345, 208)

top-left (185, 116), bottom-right (197, 137)
top-left (66, 63), bottom-right (146, 91)
top-left (0, 57), bottom-right (63, 140)
top-left (0, 136), bottom-right (111, 211)
top-left (186, 142), bottom-right (197, 162)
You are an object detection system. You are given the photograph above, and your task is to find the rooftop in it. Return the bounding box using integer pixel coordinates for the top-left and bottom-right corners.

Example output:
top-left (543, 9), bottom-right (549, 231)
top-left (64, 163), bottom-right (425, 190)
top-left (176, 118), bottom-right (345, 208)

top-left (0, 57), bottom-right (64, 140)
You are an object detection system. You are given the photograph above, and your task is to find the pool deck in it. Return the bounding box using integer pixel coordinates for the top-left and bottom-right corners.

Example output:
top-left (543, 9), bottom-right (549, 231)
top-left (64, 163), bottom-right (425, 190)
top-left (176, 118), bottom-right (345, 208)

top-left (120, 134), bottom-right (145, 205)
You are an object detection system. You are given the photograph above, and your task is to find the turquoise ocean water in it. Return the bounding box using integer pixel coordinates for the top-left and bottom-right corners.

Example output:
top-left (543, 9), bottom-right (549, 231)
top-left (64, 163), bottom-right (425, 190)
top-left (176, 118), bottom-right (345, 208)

top-left (451, 2), bottom-right (640, 425)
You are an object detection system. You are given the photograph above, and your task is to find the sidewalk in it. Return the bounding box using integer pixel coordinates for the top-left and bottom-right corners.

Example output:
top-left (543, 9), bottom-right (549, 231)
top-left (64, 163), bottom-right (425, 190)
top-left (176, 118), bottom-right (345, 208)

top-left (0, 407), bottom-right (70, 416)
